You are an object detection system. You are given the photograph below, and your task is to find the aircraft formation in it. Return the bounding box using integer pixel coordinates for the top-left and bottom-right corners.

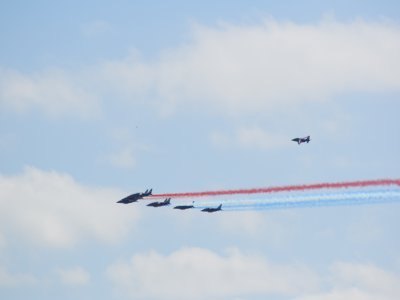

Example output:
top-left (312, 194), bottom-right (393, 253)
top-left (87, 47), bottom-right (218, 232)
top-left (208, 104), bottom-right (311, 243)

top-left (117, 136), bottom-right (310, 212)
top-left (117, 190), bottom-right (222, 213)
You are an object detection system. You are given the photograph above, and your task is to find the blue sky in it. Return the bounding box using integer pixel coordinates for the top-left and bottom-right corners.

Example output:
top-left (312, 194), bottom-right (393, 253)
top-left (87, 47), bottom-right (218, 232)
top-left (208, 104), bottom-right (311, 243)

top-left (1, 1), bottom-right (400, 299)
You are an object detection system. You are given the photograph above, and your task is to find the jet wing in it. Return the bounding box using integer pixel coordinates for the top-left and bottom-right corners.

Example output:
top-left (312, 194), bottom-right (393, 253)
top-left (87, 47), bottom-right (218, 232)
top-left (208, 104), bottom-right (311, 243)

top-left (117, 193), bottom-right (141, 203)
top-left (201, 204), bottom-right (222, 212)
top-left (174, 205), bottom-right (194, 210)
top-left (147, 199), bottom-right (170, 207)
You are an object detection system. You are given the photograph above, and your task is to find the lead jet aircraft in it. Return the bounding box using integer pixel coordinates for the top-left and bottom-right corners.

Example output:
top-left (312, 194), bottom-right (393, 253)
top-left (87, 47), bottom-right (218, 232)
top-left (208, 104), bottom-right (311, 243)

top-left (147, 198), bottom-right (171, 207)
top-left (174, 201), bottom-right (195, 210)
top-left (117, 189), bottom-right (153, 204)
top-left (201, 204), bottom-right (222, 213)
top-left (292, 135), bottom-right (310, 145)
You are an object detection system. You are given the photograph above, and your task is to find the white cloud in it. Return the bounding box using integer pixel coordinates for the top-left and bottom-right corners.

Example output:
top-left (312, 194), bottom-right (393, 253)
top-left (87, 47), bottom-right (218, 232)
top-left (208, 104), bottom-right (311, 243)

top-left (0, 167), bottom-right (140, 248)
top-left (101, 18), bottom-right (400, 115)
top-left (107, 245), bottom-right (400, 300)
top-left (56, 266), bottom-right (90, 286)
top-left (329, 262), bottom-right (400, 298)
top-left (2, 18), bottom-right (400, 118)
top-left (295, 262), bottom-right (400, 300)
top-left (0, 68), bottom-right (101, 119)
top-left (107, 247), bottom-right (320, 300)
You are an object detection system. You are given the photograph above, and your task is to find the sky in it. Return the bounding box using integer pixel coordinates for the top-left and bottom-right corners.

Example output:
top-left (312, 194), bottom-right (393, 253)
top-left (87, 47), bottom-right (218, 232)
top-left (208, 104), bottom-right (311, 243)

top-left (1, 1), bottom-right (400, 299)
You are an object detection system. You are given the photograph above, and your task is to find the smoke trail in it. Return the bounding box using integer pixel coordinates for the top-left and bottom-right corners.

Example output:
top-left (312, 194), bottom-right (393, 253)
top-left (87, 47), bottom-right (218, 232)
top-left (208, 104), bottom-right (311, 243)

top-left (144, 179), bottom-right (400, 212)
top-left (151, 179), bottom-right (400, 199)
top-left (218, 189), bottom-right (400, 211)
top-left (165, 187), bottom-right (400, 212)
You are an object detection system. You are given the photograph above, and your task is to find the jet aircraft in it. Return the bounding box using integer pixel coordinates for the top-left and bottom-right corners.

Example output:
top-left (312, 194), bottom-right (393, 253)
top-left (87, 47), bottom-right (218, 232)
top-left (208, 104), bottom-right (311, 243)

top-left (147, 198), bottom-right (171, 207)
top-left (174, 201), bottom-right (195, 210)
top-left (201, 204), bottom-right (222, 213)
top-left (117, 189), bottom-right (152, 204)
top-left (292, 135), bottom-right (310, 145)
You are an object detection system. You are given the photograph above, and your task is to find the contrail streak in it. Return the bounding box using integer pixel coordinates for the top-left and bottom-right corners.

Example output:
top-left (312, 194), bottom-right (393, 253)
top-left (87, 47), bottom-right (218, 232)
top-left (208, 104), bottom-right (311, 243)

top-left (144, 179), bottom-right (400, 211)
top-left (151, 179), bottom-right (400, 199)
top-left (216, 189), bottom-right (400, 211)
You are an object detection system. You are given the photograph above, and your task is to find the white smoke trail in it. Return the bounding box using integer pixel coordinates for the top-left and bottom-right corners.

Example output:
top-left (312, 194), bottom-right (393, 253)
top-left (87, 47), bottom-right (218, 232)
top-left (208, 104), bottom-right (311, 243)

top-left (190, 188), bottom-right (400, 211)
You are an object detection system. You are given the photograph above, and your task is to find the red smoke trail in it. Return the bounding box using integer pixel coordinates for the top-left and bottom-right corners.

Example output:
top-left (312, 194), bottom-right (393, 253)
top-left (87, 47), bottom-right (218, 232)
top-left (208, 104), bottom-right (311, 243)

top-left (151, 179), bottom-right (400, 199)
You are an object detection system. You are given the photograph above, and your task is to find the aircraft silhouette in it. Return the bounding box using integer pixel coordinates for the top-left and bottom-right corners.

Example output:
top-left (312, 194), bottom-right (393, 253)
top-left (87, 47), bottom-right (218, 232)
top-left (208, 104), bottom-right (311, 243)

top-left (174, 201), bottom-right (195, 210)
top-left (147, 198), bottom-right (171, 207)
top-left (117, 189), bottom-right (152, 204)
top-left (201, 204), bottom-right (222, 213)
top-left (292, 135), bottom-right (310, 145)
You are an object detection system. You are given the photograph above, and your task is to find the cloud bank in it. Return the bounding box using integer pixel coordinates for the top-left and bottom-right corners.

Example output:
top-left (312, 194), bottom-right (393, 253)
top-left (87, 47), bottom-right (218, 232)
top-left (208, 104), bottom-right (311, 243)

top-left (1, 18), bottom-right (400, 118)
top-left (0, 68), bottom-right (100, 118)
top-left (108, 247), bottom-right (400, 300)
top-left (107, 247), bottom-right (319, 299)
top-left (295, 262), bottom-right (400, 300)
top-left (101, 18), bottom-right (400, 114)
top-left (0, 167), bottom-right (139, 248)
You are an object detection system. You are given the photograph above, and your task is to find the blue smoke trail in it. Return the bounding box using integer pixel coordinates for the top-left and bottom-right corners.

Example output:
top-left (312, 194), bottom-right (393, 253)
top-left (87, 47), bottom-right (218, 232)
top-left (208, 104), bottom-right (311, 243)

top-left (191, 187), bottom-right (400, 211)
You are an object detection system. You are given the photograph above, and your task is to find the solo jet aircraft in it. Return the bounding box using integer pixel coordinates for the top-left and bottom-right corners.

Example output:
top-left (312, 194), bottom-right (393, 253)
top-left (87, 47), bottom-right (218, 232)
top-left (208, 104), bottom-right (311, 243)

top-left (292, 135), bottom-right (310, 145)
top-left (117, 189), bottom-right (152, 204)
top-left (174, 201), bottom-right (195, 210)
top-left (201, 204), bottom-right (222, 213)
top-left (147, 198), bottom-right (171, 207)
